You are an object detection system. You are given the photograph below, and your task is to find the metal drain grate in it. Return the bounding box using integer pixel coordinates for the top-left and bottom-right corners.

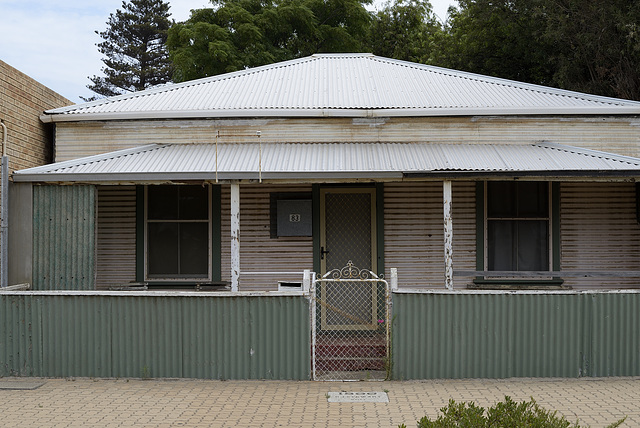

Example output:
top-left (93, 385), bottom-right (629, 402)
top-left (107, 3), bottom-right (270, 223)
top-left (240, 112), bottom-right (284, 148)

top-left (0, 380), bottom-right (45, 390)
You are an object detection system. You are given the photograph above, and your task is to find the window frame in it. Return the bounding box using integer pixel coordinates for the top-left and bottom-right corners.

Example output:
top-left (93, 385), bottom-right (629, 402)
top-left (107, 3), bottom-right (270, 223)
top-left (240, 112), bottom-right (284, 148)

top-left (484, 181), bottom-right (552, 274)
top-left (143, 184), bottom-right (213, 282)
top-left (475, 181), bottom-right (562, 285)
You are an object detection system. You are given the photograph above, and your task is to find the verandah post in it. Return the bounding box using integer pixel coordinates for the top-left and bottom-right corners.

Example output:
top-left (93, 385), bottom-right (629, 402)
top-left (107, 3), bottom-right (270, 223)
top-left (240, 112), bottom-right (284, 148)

top-left (443, 180), bottom-right (453, 290)
top-left (231, 181), bottom-right (240, 291)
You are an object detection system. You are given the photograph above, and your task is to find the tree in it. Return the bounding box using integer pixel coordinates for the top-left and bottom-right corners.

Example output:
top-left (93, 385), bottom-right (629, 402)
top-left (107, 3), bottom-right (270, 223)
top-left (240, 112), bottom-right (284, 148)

top-left (87, 0), bottom-right (173, 98)
top-left (431, 0), bottom-right (555, 86)
top-left (369, 0), bottom-right (442, 63)
top-left (431, 0), bottom-right (640, 100)
top-left (167, 0), bottom-right (371, 82)
top-left (543, 0), bottom-right (640, 100)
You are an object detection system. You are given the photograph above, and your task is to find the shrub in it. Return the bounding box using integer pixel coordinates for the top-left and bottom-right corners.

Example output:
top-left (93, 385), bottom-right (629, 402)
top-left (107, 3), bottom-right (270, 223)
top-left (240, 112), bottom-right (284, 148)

top-left (399, 396), bottom-right (626, 428)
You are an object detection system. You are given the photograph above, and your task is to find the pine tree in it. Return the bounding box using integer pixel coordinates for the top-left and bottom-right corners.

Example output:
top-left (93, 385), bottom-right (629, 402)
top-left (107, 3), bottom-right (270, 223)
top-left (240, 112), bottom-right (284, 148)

top-left (86, 0), bottom-right (173, 99)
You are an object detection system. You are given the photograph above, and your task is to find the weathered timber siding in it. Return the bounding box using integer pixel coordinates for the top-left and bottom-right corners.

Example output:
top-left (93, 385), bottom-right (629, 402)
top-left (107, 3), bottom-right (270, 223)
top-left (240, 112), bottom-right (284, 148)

top-left (54, 117), bottom-right (640, 162)
top-left (384, 182), bottom-right (475, 288)
top-left (32, 185), bottom-right (95, 290)
top-left (392, 291), bottom-right (640, 379)
top-left (560, 183), bottom-right (640, 289)
top-left (96, 186), bottom-right (136, 289)
top-left (221, 184), bottom-right (314, 291)
top-left (0, 292), bottom-right (310, 380)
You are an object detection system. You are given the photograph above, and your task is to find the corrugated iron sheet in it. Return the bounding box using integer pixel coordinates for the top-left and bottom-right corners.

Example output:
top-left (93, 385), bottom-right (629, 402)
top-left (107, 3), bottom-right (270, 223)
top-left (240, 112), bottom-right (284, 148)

top-left (561, 183), bottom-right (640, 289)
top-left (15, 142), bottom-right (640, 183)
top-left (3, 291), bottom-right (637, 380)
top-left (0, 293), bottom-right (310, 380)
top-left (43, 54), bottom-right (640, 120)
top-left (32, 185), bottom-right (95, 290)
top-left (392, 291), bottom-right (640, 379)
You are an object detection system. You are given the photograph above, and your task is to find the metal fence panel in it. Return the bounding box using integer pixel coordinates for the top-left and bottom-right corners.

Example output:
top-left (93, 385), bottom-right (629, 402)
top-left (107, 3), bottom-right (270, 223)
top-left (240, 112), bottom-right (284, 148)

top-left (392, 291), bottom-right (640, 379)
top-left (0, 293), bottom-right (310, 380)
top-left (32, 185), bottom-right (95, 291)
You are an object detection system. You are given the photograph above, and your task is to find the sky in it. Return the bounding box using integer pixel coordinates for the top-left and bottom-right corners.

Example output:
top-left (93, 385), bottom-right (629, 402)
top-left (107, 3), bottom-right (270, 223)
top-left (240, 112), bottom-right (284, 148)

top-left (0, 0), bottom-right (456, 104)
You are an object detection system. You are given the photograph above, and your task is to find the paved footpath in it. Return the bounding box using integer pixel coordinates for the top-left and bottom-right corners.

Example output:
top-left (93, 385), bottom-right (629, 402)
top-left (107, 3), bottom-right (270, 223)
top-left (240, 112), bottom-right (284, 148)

top-left (0, 377), bottom-right (638, 427)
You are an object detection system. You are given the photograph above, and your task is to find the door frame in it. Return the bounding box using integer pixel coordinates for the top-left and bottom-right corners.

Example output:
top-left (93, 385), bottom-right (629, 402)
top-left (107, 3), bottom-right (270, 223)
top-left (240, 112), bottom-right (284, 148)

top-left (313, 184), bottom-right (385, 276)
top-left (319, 187), bottom-right (377, 275)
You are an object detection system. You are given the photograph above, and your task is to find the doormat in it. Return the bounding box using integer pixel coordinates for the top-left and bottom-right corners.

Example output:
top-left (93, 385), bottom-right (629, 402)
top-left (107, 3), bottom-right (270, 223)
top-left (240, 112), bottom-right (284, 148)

top-left (0, 380), bottom-right (45, 390)
top-left (327, 391), bottom-right (389, 403)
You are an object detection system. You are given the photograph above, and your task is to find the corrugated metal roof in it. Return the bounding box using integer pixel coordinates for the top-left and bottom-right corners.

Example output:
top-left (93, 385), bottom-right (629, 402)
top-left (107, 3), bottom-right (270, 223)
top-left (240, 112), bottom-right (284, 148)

top-left (42, 54), bottom-right (640, 122)
top-left (13, 142), bottom-right (640, 182)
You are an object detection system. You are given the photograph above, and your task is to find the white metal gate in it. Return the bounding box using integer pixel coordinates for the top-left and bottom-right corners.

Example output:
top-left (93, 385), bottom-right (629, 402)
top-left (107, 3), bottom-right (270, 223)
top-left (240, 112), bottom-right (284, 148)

top-left (310, 261), bottom-right (391, 381)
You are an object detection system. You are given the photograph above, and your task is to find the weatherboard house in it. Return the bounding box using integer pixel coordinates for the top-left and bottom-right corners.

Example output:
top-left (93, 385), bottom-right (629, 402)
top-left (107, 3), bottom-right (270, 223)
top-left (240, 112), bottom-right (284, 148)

top-left (3, 54), bottom-right (640, 380)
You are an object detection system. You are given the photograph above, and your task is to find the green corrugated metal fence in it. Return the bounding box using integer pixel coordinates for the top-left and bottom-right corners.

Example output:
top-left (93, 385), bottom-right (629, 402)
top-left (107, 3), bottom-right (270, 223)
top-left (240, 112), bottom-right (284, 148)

top-left (3, 290), bottom-right (638, 380)
top-left (0, 293), bottom-right (310, 380)
top-left (32, 185), bottom-right (95, 291)
top-left (392, 291), bottom-right (640, 379)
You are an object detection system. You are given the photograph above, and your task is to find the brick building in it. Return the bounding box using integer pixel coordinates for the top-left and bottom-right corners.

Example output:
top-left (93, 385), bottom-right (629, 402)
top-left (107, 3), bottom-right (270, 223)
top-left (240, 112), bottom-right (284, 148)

top-left (0, 59), bottom-right (72, 172)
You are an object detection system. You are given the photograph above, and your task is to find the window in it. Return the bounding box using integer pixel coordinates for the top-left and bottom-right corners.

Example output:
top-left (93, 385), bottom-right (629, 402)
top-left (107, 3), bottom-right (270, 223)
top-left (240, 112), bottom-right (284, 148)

top-left (486, 182), bottom-right (550, 272)
top-left (145, 185), bottom-right (211, 280)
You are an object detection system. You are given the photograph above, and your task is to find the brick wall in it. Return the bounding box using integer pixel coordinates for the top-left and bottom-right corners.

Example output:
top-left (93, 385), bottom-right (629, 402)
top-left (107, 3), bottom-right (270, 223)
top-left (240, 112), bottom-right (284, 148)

top-left (0, 59), bottom-right (72, 172)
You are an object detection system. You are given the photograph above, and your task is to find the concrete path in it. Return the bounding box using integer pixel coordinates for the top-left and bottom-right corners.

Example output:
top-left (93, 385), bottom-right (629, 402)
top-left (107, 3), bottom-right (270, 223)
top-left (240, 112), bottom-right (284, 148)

top-left (0, 377), bottom-right (638, 427)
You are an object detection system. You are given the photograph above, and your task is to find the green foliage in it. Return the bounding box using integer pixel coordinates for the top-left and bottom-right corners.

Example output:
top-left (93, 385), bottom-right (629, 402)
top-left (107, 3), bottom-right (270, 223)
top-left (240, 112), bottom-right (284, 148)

top-left (541, 0), bottom-right (640, 100)
top-left (430, 0), bottom-right (555, 86)
top-left (401, 396), bottom-right (627, 428)
top-left (167, 0), bottom-right (371, 82)
top-left (369, 0), bottom-right (442, 62)
top-left (87, 0), bottom-right (173, 99)
top-left (429, 0), bottom-right (640, 100)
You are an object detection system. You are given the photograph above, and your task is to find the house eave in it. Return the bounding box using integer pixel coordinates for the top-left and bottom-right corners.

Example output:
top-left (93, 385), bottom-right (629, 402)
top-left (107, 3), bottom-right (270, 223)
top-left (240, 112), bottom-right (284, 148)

top-left (13, 170), bottom-right (640, 185)
top-left (39, 106), bottom-right (640, 123)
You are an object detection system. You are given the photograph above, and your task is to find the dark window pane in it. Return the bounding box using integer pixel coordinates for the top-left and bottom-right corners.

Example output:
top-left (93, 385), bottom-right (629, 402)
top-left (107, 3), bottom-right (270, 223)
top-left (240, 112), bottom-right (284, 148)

top-left (179, 186), bottom-right (208, 220)
top-left (148, 222), bottom-right (179, 275)
top-left (180, 223), bottom-right (209, 275)
top-left (517, 220), bottom-right (548, 271)
top-left (518, 182), bottom-right (548, 217)
top-left (488, 220), bottom-right (517, 270)
top-left (487, 182), bottom-right (550, 272)
top-left (487, 182), bottom-right (517, 217)
top-left (148, 186), bottom-right (179, 220)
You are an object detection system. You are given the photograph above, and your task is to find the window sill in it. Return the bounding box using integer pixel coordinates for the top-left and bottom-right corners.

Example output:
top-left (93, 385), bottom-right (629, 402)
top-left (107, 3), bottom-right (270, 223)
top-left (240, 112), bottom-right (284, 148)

top-left (114, 281), bottom-right (230, 291)
top-left (470, 278), bottom-right (568, 290)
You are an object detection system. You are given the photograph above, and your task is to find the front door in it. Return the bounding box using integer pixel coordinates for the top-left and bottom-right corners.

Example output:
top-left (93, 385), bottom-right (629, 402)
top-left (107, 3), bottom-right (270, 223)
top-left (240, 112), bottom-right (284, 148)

top-left (320, 188), bottom-right (377, 275)
top-left (319, 188), bottom-right (377, 331)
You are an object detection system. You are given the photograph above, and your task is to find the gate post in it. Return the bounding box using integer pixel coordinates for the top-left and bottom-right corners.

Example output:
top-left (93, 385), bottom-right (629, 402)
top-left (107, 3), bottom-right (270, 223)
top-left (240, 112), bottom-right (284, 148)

top-left (309, 272), bottom-right (317, 380)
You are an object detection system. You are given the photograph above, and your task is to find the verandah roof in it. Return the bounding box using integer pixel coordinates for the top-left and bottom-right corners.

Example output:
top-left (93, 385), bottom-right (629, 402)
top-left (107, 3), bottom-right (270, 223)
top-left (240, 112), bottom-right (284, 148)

top-left (13, 142), bottom-right (640, 183)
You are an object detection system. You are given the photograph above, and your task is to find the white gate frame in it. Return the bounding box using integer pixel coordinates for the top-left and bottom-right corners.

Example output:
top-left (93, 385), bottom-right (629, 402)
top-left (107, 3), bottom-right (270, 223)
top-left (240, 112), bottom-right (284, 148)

top-left (309, 261), bottom-right (392, 381)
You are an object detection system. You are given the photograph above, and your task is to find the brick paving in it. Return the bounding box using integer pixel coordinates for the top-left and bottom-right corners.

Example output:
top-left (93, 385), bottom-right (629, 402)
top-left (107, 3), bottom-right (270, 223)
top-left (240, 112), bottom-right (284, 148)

top-left (0, 377), bottom-right (638, 427)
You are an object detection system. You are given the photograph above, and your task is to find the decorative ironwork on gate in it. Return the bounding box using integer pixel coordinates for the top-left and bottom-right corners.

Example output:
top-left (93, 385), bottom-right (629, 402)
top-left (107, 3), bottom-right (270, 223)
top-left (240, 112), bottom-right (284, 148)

top-left (310, 261), bottom-right (391, 381)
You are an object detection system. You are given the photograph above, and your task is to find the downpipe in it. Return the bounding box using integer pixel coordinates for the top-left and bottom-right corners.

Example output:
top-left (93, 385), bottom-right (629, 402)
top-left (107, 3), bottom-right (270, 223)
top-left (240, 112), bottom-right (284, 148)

top-left (0, 120), bottom-right (8, 288)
